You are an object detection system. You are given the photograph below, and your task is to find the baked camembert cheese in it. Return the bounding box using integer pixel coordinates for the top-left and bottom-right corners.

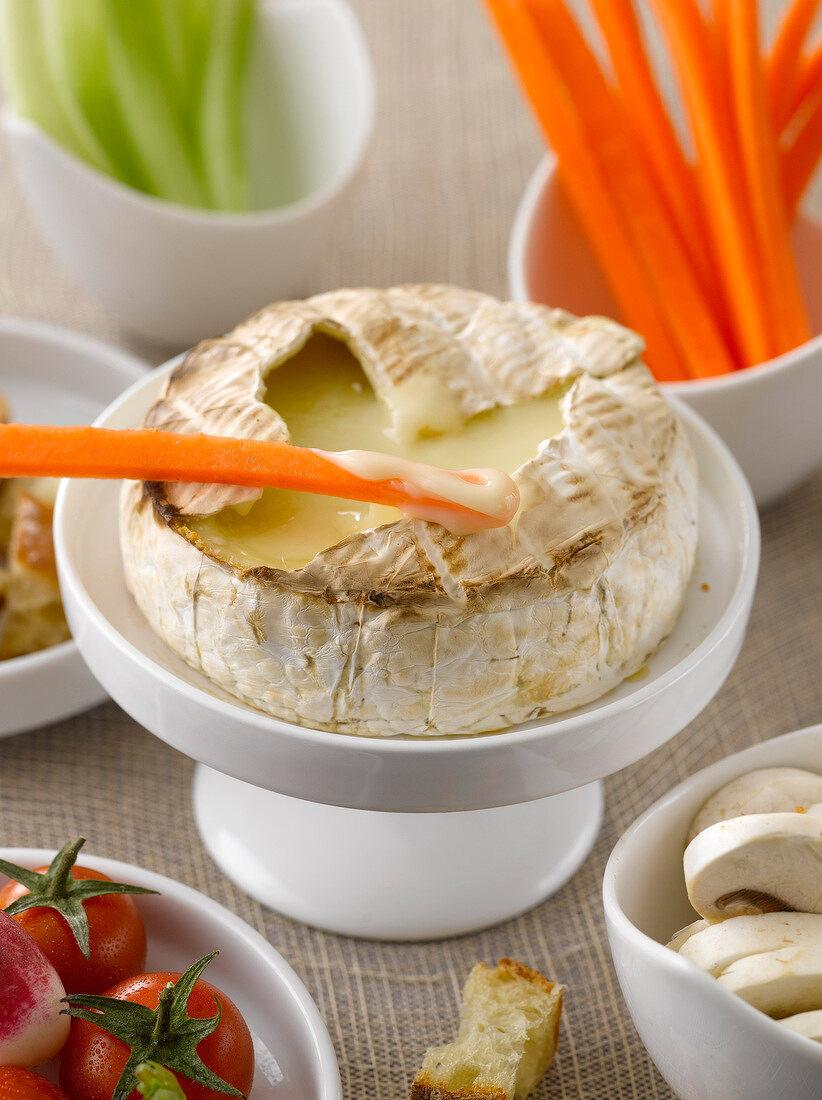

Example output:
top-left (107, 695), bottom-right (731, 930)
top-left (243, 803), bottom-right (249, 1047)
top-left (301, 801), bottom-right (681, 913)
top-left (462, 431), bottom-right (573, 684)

top-left (120, 284), bottom-right (698, 737)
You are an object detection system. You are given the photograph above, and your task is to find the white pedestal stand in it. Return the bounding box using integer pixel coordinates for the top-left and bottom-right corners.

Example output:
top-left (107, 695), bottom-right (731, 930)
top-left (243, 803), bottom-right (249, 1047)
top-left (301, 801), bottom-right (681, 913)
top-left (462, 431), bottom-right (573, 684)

top-left (56, 376), bottom-right (760, 942)
top-left (194, 768), bottom-right (603, 939)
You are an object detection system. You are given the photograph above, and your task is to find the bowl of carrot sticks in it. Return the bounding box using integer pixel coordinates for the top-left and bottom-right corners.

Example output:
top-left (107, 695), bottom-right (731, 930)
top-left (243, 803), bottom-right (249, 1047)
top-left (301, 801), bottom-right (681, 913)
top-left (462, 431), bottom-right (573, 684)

top-left (500, 0), bottom-right (822, 508)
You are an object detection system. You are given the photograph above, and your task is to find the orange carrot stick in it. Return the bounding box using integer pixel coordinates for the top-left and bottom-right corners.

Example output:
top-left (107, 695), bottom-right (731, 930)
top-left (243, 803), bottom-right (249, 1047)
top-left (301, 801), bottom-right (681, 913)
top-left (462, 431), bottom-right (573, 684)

top-left (778, 41), bottom-right (822, 216)
top-left (647, 0), bottom-right (775, 365)
top-left (781, 40), bottom-right (822, 133)
top-left (767, 0), bottom-right (821, 132)
top-left (0, 424), bottom-right (519, 530)
top-left (726, 0), bottom-right (811, 353)
top-left (482, 0), bottom-right (688, 379)
top-left (783, 88), bottom-right (822, 209)
top-left (523, 0), bottom-right (736, 378)
top-left (588, 0), bottom-right (728, 335)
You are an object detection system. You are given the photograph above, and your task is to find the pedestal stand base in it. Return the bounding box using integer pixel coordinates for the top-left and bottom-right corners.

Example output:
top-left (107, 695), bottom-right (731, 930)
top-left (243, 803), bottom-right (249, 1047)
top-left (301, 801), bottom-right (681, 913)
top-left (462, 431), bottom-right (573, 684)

top-left (193, 765), bottom-right (604, 940)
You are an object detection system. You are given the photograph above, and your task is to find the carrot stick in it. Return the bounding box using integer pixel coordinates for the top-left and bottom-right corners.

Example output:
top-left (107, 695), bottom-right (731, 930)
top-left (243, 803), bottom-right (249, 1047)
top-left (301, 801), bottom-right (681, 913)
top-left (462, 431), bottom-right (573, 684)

top-left (588, 0), bottom-right (729, 340)
top-left (647, 0), bottom-right (775, 365)
top-left (780, 40), bottom-right (822, 133)
top-left (726, 0), bottom-right (811, 353)
top-left (783, 88), bottom-right (822, 209)
top-left (778, 42), bottom-right (822, 215)
top-left (767, 0), bottom-right (821, 132)
top-left (523, 0), bottom-right (736, 378)
top-left (482, 0), bottom-right (689, 379)
top-left (0, 424), bottom-right (519, 529)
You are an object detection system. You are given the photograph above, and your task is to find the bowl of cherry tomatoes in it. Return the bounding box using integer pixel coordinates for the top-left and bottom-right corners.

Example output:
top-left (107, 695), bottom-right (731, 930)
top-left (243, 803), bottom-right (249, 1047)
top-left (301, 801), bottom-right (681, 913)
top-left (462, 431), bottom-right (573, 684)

top-left (0, 841), bottom-right (341, 1099)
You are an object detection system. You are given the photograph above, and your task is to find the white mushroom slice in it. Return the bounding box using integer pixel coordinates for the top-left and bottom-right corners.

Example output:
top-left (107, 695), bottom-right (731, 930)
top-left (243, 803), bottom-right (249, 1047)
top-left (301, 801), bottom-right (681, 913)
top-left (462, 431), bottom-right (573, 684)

top-left (678, 913), bottom-right (822, 975)
top-left (778, 1010), bottom-right (822, 1041)
top-left (684, 813), bottom-right (822, 921)
top-left (688, 768), bottom-right (822, 842)
top-left (120, 285), bottom-right (698, 737)
top-left (666, 919), bottom-right (710, 952)
top-left (717, 944), bottom-right (822, 1017)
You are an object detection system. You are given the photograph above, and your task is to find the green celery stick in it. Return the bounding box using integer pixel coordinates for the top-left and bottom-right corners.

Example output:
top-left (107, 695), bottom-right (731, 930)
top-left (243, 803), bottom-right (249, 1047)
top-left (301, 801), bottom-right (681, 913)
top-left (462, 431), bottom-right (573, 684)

top-left (37, 0), bottom-right (117, 176)
top-left (174, 0), bottom-right (220, 144)
top-left (198, 0), bottom-right (254, 211)
top-left (99, 0), bottom-right (211, 206)
top-left (50, 0), bottom-right (146, 190)
top-left (1, 0), bottom-right (257, 211)
top-left (0, 0), bottom-right (105, 168)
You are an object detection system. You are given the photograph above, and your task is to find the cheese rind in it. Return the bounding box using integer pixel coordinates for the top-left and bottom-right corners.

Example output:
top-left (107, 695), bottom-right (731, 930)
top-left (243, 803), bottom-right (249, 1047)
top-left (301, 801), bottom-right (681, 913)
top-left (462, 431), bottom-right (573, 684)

top-left (120, 285), bottom-right (697, 737)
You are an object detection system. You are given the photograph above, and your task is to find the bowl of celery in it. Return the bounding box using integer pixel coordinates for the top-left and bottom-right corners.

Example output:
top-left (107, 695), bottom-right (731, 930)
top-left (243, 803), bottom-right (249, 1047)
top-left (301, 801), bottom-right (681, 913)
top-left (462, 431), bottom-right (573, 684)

top-left (0, 0), bottom-right (375, 347)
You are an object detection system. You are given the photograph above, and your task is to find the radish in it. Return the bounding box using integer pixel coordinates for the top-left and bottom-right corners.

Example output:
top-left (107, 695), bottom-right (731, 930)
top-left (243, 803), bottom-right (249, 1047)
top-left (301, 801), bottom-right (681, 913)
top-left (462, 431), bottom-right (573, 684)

top-left (0, 908), bottom-right (70, 1066)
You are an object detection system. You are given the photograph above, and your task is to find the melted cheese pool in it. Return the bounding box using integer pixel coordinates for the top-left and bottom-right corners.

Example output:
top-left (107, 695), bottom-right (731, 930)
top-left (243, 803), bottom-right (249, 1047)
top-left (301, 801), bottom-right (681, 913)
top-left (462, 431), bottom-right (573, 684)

top-left (188, 335), bottom-right (565, 570)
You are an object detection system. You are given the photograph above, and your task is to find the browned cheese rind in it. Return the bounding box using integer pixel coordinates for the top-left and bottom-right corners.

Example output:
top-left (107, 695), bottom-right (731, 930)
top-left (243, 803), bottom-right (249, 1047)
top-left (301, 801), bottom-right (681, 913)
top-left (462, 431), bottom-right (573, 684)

top-left (120, 285), bottom-right (698, 736)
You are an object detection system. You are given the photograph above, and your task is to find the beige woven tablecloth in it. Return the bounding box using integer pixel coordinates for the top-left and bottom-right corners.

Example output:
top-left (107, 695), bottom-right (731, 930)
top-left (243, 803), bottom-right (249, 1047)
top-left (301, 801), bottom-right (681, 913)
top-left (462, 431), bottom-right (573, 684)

top-left (1, 2), bottom-right (821, 1097)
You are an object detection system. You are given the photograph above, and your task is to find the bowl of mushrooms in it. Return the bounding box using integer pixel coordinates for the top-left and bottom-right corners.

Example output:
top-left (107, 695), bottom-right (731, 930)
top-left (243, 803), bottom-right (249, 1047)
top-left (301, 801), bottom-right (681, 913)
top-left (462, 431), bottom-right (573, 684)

top-left (603, 723), bottom-right (822, 1100)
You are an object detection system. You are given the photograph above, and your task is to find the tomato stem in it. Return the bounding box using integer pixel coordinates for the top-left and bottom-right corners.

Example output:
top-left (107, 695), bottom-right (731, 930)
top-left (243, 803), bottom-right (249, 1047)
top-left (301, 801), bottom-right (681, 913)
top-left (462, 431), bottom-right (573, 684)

top-left (43, 838), bottom-right (87, 898)
top-left (151, 983), bottom-right (175, 1045)
top-left (0, 838), bottom-right (157, 961)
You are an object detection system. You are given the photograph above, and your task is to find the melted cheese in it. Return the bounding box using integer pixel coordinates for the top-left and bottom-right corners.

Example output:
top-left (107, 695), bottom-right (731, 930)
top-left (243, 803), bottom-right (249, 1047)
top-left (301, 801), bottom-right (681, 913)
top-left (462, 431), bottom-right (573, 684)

top-left (188, 335), bottom-right (565, 570)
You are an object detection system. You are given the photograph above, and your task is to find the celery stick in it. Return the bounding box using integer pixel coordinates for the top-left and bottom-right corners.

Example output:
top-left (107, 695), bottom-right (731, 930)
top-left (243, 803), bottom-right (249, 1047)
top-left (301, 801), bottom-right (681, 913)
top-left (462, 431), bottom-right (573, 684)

top-left (198, 0), bottom-right (254, 211)
top-left (37, 0), bottom-right (117, 176)
top-left (1, 0), bottom-right (257, 211)
top-left (174, 0), bottom-right (220, 143)
top-left (99, 0), bottom-right (211, 207)
top-left (50, 0), bottom-right (146, 190)
top-left (0, 0), bottom-right (102, 167)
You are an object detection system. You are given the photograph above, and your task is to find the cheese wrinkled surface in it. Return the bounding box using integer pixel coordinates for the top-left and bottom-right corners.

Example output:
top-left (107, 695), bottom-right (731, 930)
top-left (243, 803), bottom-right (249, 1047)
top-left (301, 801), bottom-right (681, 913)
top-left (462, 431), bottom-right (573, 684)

top-left (120, 285), bottom-right (698, 737)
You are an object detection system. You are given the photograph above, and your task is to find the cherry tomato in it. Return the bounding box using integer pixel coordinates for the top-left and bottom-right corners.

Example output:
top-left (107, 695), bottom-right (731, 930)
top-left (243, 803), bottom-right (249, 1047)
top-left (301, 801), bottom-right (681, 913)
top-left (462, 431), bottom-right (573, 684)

top-left (0, 1067), bottom-right (71, 1100)
top-left (0, 867), bottom-right (147, 995)
top-left (59, 970), bottom-right (254, 1100)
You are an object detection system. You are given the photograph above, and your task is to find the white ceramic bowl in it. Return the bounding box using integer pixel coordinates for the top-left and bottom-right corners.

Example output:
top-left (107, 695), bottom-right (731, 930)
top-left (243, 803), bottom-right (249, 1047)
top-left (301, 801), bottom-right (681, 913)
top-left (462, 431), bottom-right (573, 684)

top-left (50, 359), bottom-right (759, 939)
top-left (603, 724), bottom-right (822, 1100)
top-left (509, 156), bottom-right (822, 508)
top-left (2, 848), bottom-right (341, 1099)
top-left (0, 317), bottom-right (147, 738)
top-left (54, 363), bottom-right (760, 814)
top-left (2, 0), bottom-right (374, 348)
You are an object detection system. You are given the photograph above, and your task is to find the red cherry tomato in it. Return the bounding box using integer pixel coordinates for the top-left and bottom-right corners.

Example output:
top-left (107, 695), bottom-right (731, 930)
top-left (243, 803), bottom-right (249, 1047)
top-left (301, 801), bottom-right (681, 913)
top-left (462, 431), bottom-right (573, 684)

top-left (0, 1067), bottom-right (71, 1100)
top-left (0, 867), bottom-right (147, 995)
top-left (58, 970), bottom-right (254, 1100)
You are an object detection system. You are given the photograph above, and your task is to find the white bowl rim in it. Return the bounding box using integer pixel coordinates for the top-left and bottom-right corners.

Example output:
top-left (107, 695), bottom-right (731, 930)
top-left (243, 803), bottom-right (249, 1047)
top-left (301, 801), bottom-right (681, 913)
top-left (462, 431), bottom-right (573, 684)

top-left (55, 363), bottom-right (759, 759)
top-left (0, 315), bottom-right (147, 688)
top-left (0, 637), bottom-right (76, 683)
top-left (1, 0), bottom-right (375, 229)
top-left (508, 153), bottom-right (822, 395)
top-left (601, 722), bottom-right (822, 1065)
top-left (0, 846), bottom-right (342, 1098)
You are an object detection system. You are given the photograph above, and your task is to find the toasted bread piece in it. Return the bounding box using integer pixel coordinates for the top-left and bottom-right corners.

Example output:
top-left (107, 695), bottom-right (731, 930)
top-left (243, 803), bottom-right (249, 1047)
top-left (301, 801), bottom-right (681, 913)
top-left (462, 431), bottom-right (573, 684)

top-left (0, 390), bottom-right (11, 551)
top-left (0, 480), bottom-right (13, 553)
top-left (410, 958), bottom-right (562, 1100)
top-left (0, 489), bottom-right (69, 659)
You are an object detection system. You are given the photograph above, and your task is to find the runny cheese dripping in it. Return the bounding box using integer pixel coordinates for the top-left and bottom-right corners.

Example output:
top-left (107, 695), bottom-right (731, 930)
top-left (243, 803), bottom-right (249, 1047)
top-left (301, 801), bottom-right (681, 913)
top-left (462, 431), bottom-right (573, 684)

top-left (188, 334), bottom-right (566, 570)
top-left (312, 449), bottom-right (519, 534)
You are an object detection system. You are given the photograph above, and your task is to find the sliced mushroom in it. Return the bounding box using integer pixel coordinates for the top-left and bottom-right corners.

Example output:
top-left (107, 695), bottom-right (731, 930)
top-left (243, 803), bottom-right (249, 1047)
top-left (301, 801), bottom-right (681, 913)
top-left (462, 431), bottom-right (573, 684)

top-left (677, 913), bottom-right (822, 975)
top-left (688, 768), bottom-right (822, 842)
top-left (684, 813), bottom-right (822, 921)
top-left (717, 944), bottom-right (822, 1017)
top-left (778, 1010), bottom-right (822, 1041)
top-left (666, 918), bottom-right (710, 952)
